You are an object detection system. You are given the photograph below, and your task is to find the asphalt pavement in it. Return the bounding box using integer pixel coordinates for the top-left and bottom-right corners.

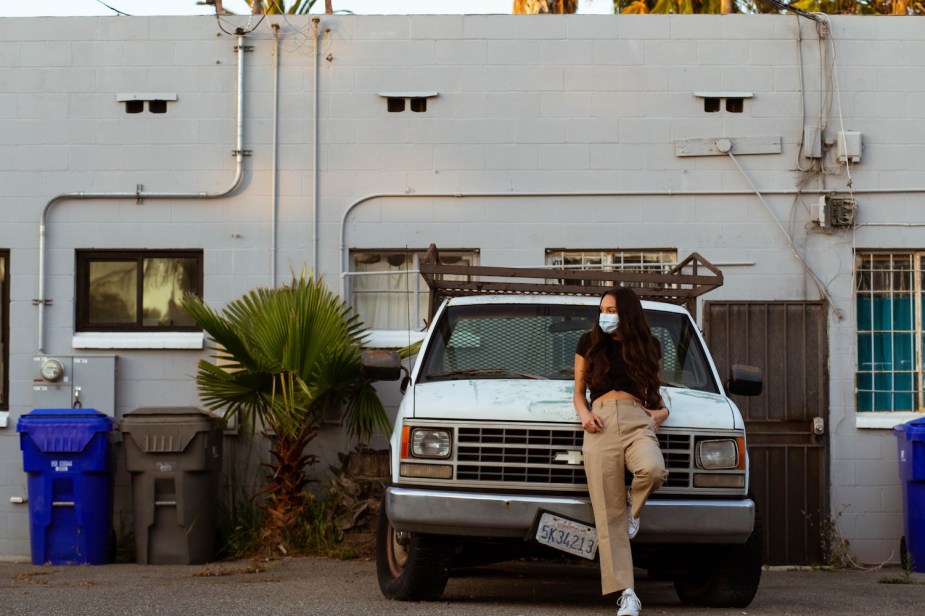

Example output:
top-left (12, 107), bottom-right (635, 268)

top-left (0, 556), bottom-right (922, 616)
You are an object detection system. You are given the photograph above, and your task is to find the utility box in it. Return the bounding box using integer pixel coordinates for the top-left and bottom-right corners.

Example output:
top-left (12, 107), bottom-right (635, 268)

top-left (32, 356), bottom-right (117, 416)
top-left (837, 131), bottom-right (862, 163)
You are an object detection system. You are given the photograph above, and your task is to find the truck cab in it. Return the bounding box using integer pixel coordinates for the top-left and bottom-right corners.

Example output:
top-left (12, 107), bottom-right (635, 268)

top-left (370, 246), bottom-right (763, 607)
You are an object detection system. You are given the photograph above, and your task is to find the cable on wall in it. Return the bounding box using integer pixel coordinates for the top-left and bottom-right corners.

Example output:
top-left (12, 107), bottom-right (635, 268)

top-left (726, 150), bottom-right (845, 321)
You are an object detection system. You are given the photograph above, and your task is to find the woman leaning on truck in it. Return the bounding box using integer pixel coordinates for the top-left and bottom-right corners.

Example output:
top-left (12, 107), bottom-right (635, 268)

top-left (573, 287), bottom-right (670, 616)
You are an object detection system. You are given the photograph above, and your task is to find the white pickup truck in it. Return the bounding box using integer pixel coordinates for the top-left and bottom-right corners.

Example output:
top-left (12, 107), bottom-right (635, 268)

top-left (365, 246), bottom-right (764, 608)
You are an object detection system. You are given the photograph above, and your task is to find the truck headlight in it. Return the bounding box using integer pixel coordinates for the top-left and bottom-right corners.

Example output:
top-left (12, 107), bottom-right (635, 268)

top-left (696, 439), bottom-right (738, 470)
top-left (411, 429), bottom-right (452, 459)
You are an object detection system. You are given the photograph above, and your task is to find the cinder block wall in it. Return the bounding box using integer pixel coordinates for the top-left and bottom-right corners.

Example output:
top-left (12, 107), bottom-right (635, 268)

top-left (0, 14), bottom-right (922, 563)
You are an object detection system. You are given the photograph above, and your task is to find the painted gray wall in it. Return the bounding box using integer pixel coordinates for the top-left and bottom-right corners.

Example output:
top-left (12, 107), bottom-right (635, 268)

top-left (1, 14), bottom-right (923, 563)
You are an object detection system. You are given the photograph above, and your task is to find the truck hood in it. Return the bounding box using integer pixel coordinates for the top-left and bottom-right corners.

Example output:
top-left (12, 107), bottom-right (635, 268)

top-left (408, 380), bottom-right (741, 430)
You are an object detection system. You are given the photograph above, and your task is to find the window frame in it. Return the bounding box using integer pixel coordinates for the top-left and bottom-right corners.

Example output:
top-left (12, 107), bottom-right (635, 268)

top-left (544, 248), bottom-right (679, 289)
top-left (545, 248), bottom-right (678, 273)
top-left (348, 248), bottom-right (480, 336)
top-left (0, 250), bottom-right (8, 410)
top-left (855, 250), bottom-right (924, 413)
top-left (75, 249), bottom-right (203, 333)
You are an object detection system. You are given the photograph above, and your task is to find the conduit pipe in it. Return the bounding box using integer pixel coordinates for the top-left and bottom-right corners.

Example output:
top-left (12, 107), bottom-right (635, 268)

top-left (311, 17), bottom-right (321, 271)
top-left (35, 34), bottom-right (250, 353)
top-left (271, 24), bottom-right (280, 284)
top-left (338, 182), bottom-right (925, 302)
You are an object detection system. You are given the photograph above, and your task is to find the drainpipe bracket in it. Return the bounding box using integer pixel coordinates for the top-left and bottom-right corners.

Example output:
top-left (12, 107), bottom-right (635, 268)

top-left (231, 149), bottom-right (252, 157)
top-left (32, 299), bottom-right (52, 306)
top-left (233, 45), bottom-right (255, 52)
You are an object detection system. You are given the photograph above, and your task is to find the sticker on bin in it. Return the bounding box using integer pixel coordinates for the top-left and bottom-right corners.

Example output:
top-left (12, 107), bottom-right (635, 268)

top-left (51, 460), bottom-right (73, 472)
top-left (533, 511), bottom-right (598, 560)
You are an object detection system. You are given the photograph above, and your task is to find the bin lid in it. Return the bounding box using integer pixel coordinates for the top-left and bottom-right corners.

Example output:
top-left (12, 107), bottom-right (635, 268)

top-left (17, 408), bottom-right (113, 453)
top-left (122, 407), bottom-right (224, 427)
top-left (124, 406), bottom-right (219, 418)
top-left (893, 416), bottom-right (925, 441)
top-left (121, 407), bottom-right (224, 453)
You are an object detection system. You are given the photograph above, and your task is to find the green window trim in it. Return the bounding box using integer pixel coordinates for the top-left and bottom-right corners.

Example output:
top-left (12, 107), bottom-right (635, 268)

top-left (855, 252), bottom-right (922, 412)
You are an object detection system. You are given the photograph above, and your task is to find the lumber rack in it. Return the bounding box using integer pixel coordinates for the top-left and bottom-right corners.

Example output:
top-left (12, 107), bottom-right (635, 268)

top-left (419, 243), bottom-right (723, 318)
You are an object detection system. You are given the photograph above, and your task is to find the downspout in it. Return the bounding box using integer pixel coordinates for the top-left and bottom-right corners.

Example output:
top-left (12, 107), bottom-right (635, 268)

top-left (339, 183), bottom-right (925, 302)
top-left (311, 17), bottom-right (321, 271)
top-left (35, 34), bottom-right (250, 353)
top-left (271, 23), bottom-right (280, 285)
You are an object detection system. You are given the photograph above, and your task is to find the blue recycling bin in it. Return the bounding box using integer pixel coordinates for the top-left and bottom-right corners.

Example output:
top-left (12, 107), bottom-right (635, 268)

top-left (17, 408), bottom-right (115, 565)
top-left (894, 417), bottom-right (925, 573)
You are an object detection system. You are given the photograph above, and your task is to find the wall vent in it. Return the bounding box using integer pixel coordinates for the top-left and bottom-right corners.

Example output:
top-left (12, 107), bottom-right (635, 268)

top-left (378, 92), bottom-right (438, 114)
top-left (693, 91), bottom-right (753, 114)
top-left (116, 93), bottom-right (178, 114)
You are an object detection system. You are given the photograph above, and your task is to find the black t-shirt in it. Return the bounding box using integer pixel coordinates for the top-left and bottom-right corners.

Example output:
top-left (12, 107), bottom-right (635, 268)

top-left (576, 331), bottom-right (660, 404)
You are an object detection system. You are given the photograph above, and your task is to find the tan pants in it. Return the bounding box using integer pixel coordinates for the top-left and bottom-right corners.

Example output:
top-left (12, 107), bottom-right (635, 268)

top-left (582, 398), bottom-right (667, 595)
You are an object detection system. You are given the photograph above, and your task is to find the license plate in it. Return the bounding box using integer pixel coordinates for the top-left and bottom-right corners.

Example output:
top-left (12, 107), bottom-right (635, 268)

top-left (534, 512), bottom-right (598, 560)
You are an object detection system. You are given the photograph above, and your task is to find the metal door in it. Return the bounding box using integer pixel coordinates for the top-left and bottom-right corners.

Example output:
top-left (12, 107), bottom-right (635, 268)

top-left (704, 301), bottom-right (829, 566)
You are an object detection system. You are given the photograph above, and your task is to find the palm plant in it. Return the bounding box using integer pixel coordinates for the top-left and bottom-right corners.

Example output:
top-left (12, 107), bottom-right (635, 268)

top-left (243, 0), bottom-right (326, 13)
top-left (205, 1), bottom-right (332, 15)
top-left (183, 271), bottom-right (390, 552)
top-left (513, 0), bottom-right (579, 12)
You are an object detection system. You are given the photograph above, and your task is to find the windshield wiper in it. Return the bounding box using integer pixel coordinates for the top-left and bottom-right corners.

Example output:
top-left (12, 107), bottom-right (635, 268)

top-left (425, 368), bottom-right (548, 380)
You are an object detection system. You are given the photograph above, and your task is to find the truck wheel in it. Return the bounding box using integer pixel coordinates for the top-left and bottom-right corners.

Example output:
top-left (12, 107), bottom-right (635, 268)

top-left (673, 503), bottom-right (763, 608)
top-left (376, 500), bottom-right (450, 601)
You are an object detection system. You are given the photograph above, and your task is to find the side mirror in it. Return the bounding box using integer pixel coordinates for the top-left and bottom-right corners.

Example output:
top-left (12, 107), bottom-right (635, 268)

top-left (727, 364), bottom-right (763, 396)
top-left (361, 350), bottom-right (402, 381)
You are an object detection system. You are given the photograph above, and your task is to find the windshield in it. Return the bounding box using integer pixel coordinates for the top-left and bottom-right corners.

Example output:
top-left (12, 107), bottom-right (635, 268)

top-left (417, 303), bottom-right (719, 393)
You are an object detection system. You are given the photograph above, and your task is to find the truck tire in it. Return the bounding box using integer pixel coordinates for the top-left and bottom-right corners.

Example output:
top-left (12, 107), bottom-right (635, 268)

top-left (376, 499), bottom-right (451, 601)
top-left (673, 502), bottom-right (763, 608)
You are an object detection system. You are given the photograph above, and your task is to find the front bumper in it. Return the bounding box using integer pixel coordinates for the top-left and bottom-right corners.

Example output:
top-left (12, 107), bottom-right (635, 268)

top-left (386, 486), bottom-right (755, 544)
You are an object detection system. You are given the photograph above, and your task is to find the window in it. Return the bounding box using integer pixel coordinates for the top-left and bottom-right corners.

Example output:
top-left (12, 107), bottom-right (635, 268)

top-left (0, 250), bottom-right (8, 410)
top-left (76, 250), bottom-right (202, 332)
top-left (855, 252), bottom-right (924, 412)
top-left (545, 248), bottom-right (678, 286)
top-left (349, 249), bottom-right (479, 332)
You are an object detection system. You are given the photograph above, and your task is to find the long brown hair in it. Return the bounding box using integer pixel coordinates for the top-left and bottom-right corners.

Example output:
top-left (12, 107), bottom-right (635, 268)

top-left (584, 287), bottom-right (664, 408)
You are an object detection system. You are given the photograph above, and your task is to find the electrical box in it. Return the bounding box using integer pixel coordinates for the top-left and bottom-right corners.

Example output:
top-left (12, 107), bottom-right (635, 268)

top-left (803, 126), bottom-right (822, 159)
top-left (837, 131), bottom-right (862, 163)
top-left (32, 355), bottom-right (117, 416)
top-left (816, 195), bottom-right (857, 229)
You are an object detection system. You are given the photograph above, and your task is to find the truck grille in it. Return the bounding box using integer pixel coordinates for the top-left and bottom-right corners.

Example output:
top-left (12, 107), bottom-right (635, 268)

top-left (455, 426), bottom-right (692, 491)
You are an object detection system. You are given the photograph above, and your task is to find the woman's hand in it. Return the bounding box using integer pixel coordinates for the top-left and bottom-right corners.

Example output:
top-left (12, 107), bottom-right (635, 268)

top-left (580, 410), bottom-right (604, 433)
top-left (645, 406), bottom-right (669, 431)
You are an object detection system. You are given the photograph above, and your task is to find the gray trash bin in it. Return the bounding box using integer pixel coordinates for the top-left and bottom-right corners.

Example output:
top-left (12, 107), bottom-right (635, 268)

top-left (121, 407), bottom-right (224, 564)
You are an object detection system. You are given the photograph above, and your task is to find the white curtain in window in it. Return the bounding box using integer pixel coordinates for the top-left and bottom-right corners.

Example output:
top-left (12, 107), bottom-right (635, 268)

top-left (353, 255), bottom-right (419, 331)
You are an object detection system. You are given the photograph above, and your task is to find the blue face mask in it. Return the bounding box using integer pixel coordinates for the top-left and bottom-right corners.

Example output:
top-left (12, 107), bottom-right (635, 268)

top-left (598, 313), bottom-right (619, 334)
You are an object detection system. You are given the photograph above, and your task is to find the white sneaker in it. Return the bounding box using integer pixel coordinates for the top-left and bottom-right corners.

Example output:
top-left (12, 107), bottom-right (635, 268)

top-left (626, 490), bottom-right (640, 539)
top-left (617, 588), bottom-right (642, 616)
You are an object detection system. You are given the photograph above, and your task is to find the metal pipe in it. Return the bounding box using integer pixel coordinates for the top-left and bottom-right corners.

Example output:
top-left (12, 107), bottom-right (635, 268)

top-left (35, 34), bottom-right (249, 353)
top-left (338, 182), bottom-right (925, 300)
top-left (311, 17), bottom-right (321, 272)
top-left (271, 23), bottom-right (280, 285)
